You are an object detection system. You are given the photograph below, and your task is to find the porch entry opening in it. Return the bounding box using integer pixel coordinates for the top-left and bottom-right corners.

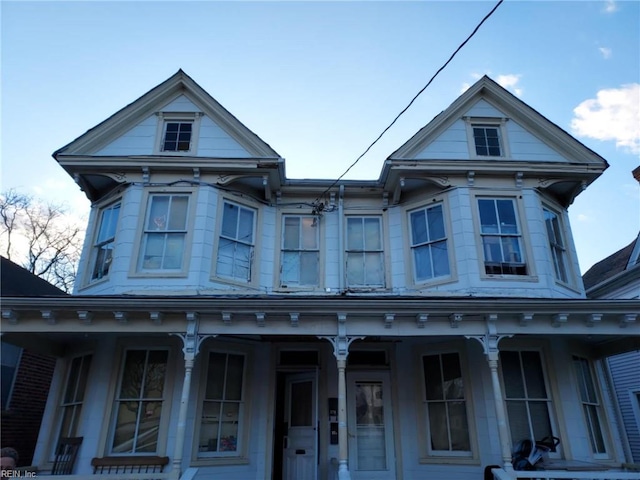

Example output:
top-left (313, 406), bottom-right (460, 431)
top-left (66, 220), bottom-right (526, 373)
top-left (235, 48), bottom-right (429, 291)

top-left (273, 370), bottom-right (318, 480)
top-left (347, 371), bottom-right (396, 480)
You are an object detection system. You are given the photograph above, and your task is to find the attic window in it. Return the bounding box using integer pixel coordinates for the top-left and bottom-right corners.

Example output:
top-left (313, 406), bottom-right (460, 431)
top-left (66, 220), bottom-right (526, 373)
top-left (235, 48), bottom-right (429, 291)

top-left (162, 122), bottom-right (192, 152)
top-left (473, 125), bottom-right (501, 156)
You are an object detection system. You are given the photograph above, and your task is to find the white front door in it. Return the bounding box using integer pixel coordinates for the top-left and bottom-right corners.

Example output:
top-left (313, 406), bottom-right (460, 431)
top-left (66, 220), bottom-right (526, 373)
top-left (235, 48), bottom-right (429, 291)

top-left (347, 371), bottom-right (396, 480)
top-left (283, 372), bottom-right (317, 480)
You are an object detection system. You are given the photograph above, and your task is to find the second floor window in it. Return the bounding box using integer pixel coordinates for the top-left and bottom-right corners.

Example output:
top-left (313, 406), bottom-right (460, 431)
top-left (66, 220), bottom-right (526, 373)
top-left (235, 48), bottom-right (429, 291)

top-left (140, 194), bottom-right (189, 271)
top-left (216, 201), bottom-right (256, 282)
top-left (346, 216), bottom-right (384, 288)
top-left (543, 207), bottom-right (569, 283)
top-left (409, 204), bottom-right (450, 283)
top-left (478, 198), bottom-right (527, 275)
top-left (281, 215), bottom-right (319, 287)
top-left (91, 202), bottom-right (120, 281)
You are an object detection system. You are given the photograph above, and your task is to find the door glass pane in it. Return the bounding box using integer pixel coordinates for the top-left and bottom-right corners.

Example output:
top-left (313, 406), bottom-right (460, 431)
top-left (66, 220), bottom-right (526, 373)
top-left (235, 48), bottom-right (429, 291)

top-left (355, 382), bottom-right (386, 470)
top-left (290, 380), bottom-right (312, 427)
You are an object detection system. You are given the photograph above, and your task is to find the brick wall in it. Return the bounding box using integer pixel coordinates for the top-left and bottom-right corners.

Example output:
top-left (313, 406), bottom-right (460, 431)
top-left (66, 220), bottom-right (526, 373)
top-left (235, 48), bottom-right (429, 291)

top-left (1, 350), bottom-right (56, 467)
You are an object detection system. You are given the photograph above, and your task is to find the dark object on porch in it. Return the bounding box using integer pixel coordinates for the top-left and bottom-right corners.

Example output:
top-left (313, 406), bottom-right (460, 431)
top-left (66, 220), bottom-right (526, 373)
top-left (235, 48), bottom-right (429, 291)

top-left (483, 464), bottom-right (500, 480)
top-left (91, 455), bottom-right (169, 474)
top-left (51, 437), bottom-right (83, 475)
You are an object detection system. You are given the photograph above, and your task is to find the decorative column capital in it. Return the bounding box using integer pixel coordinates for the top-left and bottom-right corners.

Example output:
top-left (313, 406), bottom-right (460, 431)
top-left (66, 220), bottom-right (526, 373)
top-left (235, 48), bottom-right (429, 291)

top-left (318, 312), bottom-right (364, 361)
top-left (171, 312), bottom-right (217, 362)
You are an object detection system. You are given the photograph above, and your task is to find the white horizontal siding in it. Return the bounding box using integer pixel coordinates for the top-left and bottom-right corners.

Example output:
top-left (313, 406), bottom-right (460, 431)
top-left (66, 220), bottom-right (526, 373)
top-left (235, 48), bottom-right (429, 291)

top-left (161, 95), bottom-right (202, 112)
top-left (508, 120), bottom-right (569, 162)
top-left (197, 116), bottom-right (249, 157)
top-left (414, 119), bottom-right (470, 159)
top-left (94, 115), bottom-right (156, 156)
top-left (465, 98), bottom-right (504, 118)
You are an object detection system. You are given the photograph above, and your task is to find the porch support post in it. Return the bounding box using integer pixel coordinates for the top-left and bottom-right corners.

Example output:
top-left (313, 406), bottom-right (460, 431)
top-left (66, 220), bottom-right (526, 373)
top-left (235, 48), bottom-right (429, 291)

top-left (318, 313), bottom-right (364, 480)
top-left (466, 316), bottom-right (514, 472)
top-left (171, 312), bottom-right (217, 474)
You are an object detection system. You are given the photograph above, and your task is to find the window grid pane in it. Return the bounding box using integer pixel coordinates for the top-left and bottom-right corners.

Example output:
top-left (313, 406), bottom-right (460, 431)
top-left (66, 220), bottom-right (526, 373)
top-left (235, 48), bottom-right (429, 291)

top-left (280, 216), bottom-right (319, 287)
top-left (346, 217), bottom-right (384, 287)
top-left (473, 125), bottom-right (502, 156)
top-left (162, 122), bottom-right (192, 152)
top-left (141, 195), bottom-right (189, 271)
top-left (199, 352), bottom-right (245, 456)
top-left (409, 204), bottom-right (450, 282)
top-left (478, 198), bottom-right (526, 275)
top-left (217, 202), bottom-right (256, 282)
top-left (423, 353), bottom-right (470, 453)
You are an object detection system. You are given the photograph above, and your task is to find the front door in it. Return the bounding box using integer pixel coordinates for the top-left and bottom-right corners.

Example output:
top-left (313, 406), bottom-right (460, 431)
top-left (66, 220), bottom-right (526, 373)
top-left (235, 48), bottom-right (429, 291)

top-left (283, 372), bottom-right (317, 480)
top-left (347, 371), bottom-right (396, 480)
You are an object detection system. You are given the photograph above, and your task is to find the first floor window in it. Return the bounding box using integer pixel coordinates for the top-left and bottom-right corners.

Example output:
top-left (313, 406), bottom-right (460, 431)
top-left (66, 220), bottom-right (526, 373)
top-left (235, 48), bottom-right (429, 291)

top-left (422, 353), bottom-right (471, 454)
top-left (92, 202), bottom-right (120, 280)
top-left (409, 204), bottom-right (450, 282)
top-left (478, 198), bottom-right (527, 275)
top-left (111, 349), bottom-right (168, 454)
top-left (1, 342), bottom-right (22, 410)
top-left (501, 350), bottom-right (555, 444)
top-left (216, 201), bottom-right (256, 282)
top-left (573, 356), bottom-right (606, 455)
top-left (57, 354), bottom-right (92, 445)
top-left (346, 216), bottom-right (384, 287)
top-left (198, 352), bottom-right (245, 456)
top-left (281, 215), bottom-right (319, 287)
top-left (543, 207), bottom-right (569, 283)
top-left (140, 194), bottom-right (189, 271)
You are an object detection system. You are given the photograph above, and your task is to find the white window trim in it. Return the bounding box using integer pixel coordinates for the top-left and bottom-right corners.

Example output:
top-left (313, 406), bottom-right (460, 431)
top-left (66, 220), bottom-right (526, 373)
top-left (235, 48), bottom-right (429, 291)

top-left (153, 112), bottom-right (203, 155)
top-left (130, 188), bottom-right (196, 278)
top-left (415, 342), bottom-right (478, 464)
top-left (542, 204), bottom-right (574, 287)
top-left (275, 213), bottom-right (324, 292)
top-left (211, 196), bottom-right (260, 287)
top-left (344, 213), bottom-right (387, 289)
top-left (191, 342), bottom-right (253, 466)
top-left (464, 116), bottom-right (510, 159)
top-left (471, 193), bottom-right (537, 281)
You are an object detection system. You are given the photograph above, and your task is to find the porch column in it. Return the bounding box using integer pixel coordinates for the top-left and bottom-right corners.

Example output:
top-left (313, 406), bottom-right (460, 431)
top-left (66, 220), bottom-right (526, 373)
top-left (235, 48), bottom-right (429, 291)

top-left (467, 316), bottom-right (514, 472)
top-left (318, 313), bottom-right (364, 480)
top-left (171, 313), bottom-right (216, 474)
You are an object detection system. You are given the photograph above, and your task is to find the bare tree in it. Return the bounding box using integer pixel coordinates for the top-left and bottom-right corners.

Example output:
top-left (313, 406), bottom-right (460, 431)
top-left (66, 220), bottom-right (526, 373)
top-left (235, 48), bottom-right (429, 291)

top-left (0, 189), bottom-right (84, 293)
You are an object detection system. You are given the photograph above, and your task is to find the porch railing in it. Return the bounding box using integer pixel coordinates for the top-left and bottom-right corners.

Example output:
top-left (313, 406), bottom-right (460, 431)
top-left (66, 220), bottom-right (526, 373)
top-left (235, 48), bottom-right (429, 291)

top-left (491, 467), bottom-right (640, 480)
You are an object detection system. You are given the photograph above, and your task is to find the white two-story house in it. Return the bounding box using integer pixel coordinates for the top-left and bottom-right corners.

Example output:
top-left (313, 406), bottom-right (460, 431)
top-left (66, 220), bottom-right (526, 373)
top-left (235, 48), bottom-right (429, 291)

top-left (2, 71), bottom-right (639, 480)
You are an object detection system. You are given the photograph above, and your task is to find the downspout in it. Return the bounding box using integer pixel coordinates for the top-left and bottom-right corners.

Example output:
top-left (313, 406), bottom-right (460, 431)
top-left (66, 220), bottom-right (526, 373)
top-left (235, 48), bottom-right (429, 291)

top-left (338, 185), bottom-right (345, 293)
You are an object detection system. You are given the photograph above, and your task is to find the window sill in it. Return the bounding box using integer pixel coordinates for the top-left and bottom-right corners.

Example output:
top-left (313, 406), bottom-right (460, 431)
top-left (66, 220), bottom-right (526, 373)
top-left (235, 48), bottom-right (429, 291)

top-left (480, 274), bottom-right (539, 283)
top-left (419, 456), bottom-right (479, 465)
top-left (190, 456), bottom-right (250, 467)
top-left (78, 276), bottom-right (110, 291)
top-left (130, 271), bottom-right (189, 278)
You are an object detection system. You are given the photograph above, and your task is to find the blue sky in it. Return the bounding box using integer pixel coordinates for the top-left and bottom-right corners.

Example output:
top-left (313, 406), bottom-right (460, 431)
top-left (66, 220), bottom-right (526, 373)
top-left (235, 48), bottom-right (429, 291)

top-left (2, 0), bottom-right (639, 273)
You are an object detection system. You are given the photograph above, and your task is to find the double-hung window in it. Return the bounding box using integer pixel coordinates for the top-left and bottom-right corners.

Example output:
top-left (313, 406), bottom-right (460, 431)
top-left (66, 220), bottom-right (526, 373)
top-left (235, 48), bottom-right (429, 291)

top-left (1, 342), bottom-right (22, 410)
top-left (56, 354), bottom-right (92, 445)
top-left (543, 207), bottom-right (569, 283)
top-left (478, 198), bottom-right (527, 275)
top-left (409, 204), bottom-right (450, 282)
top-left (216, 201), bottom-right (256, 282)
top-left (198, 352), bottom-right (245, 457)
top-left (422, 352), bottom-right (471, 455)
top-left (346, 216), bottom-right (384, 288)
top-left (91, 202), bottom-right (120, 281)
top-left (573, 356), bottom-right (607, 455)
top-left (501, 350), bottom-right (556, 445)
top-left (111, 349), bottom-right (168, 454)
top-left (280, 215), bottom-right (319, 287)
top-left (140, 194), bottom-right (189, 271)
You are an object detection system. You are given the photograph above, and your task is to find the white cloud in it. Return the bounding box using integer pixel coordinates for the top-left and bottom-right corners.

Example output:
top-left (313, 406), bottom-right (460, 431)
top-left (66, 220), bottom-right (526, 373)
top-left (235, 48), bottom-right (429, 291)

top-left (598, 47), bottom-right (612, 59)
top-left (603, 0), bottom-right (618, 13)
top-left (571, 84), bottom-right (640, 154)
top-left (577, 214), bottom-right (590, 222)
top-left (496, 74), bottom-right (523, 97)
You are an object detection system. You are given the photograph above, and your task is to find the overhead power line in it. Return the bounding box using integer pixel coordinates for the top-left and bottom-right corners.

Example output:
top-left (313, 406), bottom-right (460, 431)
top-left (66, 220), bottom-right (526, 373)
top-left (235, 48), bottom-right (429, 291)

top-left (314, 0), bottom-right (504, 206)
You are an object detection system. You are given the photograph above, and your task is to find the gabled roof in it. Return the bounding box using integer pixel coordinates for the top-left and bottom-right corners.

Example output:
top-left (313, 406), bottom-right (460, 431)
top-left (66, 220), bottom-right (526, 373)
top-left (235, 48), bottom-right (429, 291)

top-left (53, 69), bottom-right (280, 159)
top-left (583, 234), bottom-right (640, 290)
top-left (1, 257), bottom-right (67, 297)
top-left (388, 75), bottom-right (609, 169)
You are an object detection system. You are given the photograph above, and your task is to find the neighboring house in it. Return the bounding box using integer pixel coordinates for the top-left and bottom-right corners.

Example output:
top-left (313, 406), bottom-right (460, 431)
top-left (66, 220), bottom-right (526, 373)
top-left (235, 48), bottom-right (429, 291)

top-left (1, 71), bottom-right (639, 480)
top-left (1, 257), bottom-right (62, 467)
top-left (584, 230), bottom-right (640, 463)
